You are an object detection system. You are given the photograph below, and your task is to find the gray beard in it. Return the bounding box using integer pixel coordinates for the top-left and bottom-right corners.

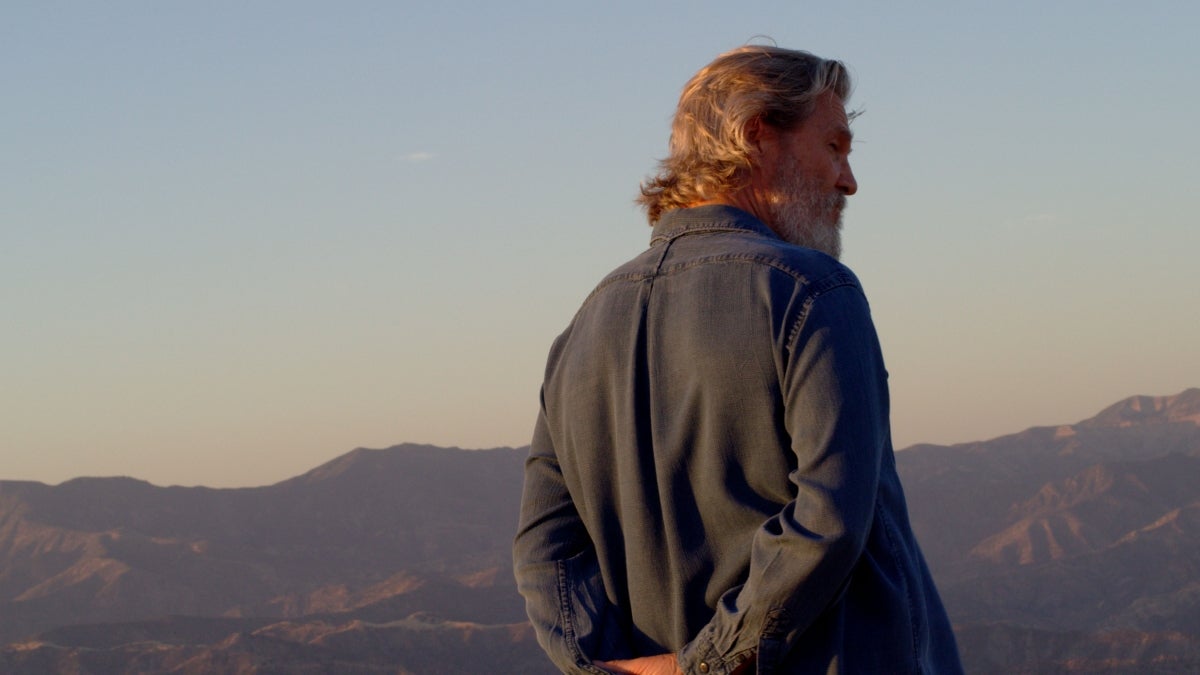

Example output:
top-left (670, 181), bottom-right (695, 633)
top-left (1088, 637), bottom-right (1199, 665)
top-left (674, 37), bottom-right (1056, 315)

top-left (764, 172), bottom-right (845, 260)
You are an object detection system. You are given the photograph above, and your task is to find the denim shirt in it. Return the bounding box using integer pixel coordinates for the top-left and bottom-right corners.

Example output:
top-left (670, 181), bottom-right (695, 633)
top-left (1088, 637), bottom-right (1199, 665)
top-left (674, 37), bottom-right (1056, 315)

top-left (514, 206), bottom-right (962, 674)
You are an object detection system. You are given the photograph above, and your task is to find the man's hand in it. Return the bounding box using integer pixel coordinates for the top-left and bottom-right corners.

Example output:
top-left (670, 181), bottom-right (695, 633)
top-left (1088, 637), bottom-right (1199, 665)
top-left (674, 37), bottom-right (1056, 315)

top-left (598, 653), bottom-right (682, 675)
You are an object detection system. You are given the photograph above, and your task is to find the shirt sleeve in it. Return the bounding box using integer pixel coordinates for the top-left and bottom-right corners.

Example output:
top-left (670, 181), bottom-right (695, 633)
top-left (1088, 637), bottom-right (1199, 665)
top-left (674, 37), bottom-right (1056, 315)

top-left (678, 282), bottom-right (891, 674)
top-left (513, 394), bottom-right (627, 674)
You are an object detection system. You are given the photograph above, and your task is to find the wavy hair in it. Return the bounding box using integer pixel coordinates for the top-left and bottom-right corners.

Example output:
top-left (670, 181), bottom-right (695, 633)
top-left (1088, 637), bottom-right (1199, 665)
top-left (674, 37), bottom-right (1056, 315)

top-left (637, 46), bottom-right (854, 223)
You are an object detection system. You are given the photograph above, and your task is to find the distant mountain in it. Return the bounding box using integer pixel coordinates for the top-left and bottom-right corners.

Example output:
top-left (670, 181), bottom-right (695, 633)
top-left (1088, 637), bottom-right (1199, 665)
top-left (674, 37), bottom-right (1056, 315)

top-left (0, 444), bottom-right (548, 673)
top-left (2, 391), bottom-right (1199, 673)
top-left (899, 387), bottom-right (1200, 672)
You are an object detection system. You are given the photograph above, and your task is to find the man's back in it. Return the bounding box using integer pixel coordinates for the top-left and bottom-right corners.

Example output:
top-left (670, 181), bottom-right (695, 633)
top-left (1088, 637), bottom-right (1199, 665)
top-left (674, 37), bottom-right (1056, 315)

top-left (516, 206), bottom-right (961, 673)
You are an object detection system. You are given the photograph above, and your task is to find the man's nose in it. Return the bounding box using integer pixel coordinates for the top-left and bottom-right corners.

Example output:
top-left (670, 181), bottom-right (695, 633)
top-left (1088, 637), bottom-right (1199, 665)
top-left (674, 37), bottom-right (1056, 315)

top-left (839, 163), bottom-right (858, 196)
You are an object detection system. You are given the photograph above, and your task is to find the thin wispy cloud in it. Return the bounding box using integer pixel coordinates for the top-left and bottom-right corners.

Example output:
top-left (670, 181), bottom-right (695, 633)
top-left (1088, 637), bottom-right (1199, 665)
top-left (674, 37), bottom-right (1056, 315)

top-left (402, 151), bottom-right (435, 163)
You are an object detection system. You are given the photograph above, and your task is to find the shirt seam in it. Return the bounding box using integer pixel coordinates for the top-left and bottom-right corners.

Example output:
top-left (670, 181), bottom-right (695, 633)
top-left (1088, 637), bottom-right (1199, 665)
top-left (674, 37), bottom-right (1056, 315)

top-left (580, 249), bottom-right (856, 314)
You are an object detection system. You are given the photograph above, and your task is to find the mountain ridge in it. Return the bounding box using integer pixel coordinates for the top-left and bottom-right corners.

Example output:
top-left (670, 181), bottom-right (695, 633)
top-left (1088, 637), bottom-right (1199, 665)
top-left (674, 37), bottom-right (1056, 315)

top-left (2, 390), bottom-right (1198, 673)
top-left (1079, 387), bottom-right (1200, 429)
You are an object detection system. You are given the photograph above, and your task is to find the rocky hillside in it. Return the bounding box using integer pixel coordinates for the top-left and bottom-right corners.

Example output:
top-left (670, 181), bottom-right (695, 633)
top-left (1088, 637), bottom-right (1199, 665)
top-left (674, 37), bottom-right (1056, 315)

top-left (2, 390), bottom-right (1199, 673)
top-left (900, 388), bottom-right (1200, 672)
top-left (0, 444), bottom-right (551, 673)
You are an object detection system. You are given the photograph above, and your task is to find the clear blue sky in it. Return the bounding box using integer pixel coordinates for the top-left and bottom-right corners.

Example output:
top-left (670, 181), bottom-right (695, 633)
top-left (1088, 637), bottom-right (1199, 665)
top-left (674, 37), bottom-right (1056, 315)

top-left (4, 1), bottom-right (1197, 487)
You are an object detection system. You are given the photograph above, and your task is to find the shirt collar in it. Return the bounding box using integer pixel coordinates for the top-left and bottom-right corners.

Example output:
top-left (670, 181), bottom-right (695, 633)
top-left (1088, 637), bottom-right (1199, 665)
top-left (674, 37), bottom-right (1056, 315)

top-left (649, 205), bottom-right (780, 245)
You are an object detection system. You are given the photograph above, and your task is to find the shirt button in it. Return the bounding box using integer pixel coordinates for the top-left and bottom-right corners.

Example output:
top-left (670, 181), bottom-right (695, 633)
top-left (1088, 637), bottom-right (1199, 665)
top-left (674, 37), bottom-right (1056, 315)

top-left (698, 663), bottom-right (710, 673)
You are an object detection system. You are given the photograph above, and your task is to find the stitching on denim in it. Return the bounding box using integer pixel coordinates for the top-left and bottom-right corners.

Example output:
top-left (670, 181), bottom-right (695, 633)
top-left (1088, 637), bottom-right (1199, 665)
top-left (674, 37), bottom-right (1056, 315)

top-left (556, 556), bottom-right (611, 674)
top-left (784, 279), bottom-right (861, 353)
top-left (581, 256), bottom-right (856, 325)
top-left (746, 606), bottom-right (788, 672)
top-left (649, 224), bottom-right (749, 246)
top-left (877, 502), bottom-right (922, 672)
top-left (649, 230), bottom-right (677, 277)
top-left (581, 270), bottom-right (656, 305)
top-left (556, 558), bottom-right (588, 667)
top-left (657, 251), bottom-right (834, 284)
top-left (581, 231), bottom-right (682, 307)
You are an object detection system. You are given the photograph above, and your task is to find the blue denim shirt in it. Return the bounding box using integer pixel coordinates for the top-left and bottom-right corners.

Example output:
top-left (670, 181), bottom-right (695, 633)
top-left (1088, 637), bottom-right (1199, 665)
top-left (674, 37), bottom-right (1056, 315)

top-left (514, 206), bottom-right (962, 674)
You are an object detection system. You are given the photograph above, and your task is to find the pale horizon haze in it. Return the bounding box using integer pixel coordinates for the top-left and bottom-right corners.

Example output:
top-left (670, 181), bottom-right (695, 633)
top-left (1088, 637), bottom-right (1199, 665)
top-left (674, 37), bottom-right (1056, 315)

top-left (4, 2), bottom-right (1198, 487)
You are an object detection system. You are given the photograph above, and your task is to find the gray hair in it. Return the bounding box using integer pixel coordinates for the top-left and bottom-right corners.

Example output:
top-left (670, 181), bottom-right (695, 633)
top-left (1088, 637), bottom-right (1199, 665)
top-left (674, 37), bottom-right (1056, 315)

top-left (637, 46), bottom-right (854, 223)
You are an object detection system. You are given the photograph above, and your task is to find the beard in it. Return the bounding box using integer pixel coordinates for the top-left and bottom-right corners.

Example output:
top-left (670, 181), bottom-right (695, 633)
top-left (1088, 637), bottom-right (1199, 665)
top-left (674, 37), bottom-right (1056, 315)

top-left (762, 163), bottom-right (846, 259)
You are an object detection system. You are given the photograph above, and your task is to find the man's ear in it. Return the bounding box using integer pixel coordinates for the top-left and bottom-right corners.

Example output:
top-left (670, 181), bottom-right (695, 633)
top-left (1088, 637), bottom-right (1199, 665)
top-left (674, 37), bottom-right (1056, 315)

top-left (744, 116), bottom-right (780, 166)
top-left (744, 116), bottom-right (767, 153)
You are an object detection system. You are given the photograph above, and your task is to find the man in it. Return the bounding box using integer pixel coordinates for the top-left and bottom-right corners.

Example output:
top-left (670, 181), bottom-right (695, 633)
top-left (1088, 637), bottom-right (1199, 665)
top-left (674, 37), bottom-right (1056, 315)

top-left (514, 46), bottom-right (963, 674)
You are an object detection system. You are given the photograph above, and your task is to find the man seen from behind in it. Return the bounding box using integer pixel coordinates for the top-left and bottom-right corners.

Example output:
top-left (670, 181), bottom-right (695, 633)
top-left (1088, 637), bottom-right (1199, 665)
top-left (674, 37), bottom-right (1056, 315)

top-left (514, 45), bottom-right (964, 674)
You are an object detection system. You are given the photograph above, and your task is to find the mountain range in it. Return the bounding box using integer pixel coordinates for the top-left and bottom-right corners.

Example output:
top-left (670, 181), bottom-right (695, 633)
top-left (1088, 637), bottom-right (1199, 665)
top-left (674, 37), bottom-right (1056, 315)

top-left (2, 388), bottom-right (1199, 673)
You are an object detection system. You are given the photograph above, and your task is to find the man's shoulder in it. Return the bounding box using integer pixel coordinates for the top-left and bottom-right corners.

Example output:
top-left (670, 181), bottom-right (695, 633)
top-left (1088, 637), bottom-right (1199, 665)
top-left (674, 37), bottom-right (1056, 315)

top-left (580, 236), bottom-right (860, 320)
top-left (720, 232), bottom-right (853, 278)
top-left (651, 205), bottom-right (860, 286)
top-left (670, 227), bottom-right (863, 300)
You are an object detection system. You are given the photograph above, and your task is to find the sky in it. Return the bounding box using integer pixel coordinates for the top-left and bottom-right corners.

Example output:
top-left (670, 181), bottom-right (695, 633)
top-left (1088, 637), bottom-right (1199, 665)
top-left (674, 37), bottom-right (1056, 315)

top-left (3, 1), bottom-right (1198, 488)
